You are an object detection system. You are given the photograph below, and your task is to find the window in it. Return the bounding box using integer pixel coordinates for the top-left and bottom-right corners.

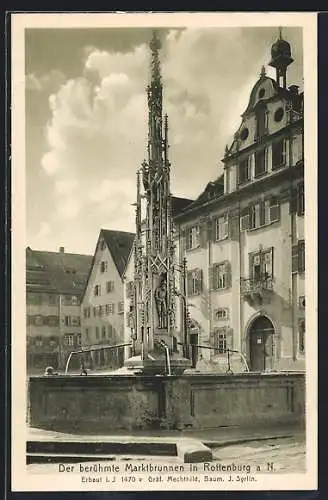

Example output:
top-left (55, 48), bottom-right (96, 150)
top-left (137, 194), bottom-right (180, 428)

top-left (27, 293), bottom-right (42, 305)
top-left (212, 262), bottom-right (231, 290)
top-left (95, 327), bottom-right (99, 340)
top-left (213, 327), bottom-right (231, 354)
top-left (250, 248), bottom-right (274, 282)
top-left (48, 294), bottom-right (58, 306)
top-left (76, 334), bottom-right (82, 346)
top-left (108, 324), bottom-right (113, 338)
top-left (100, 261), bottom-right (108, 273)
top-left (34, 315), bottom-right (43, 326)
top-left (94, 285), bottom-right (101, 296)
top-left (99, 305), bottom-right (103, 317)
top-left (215, 214), bottom-right (229, 241)
top-left (102, 326), bottom-right (106, 339)
top-left (106, 281), bottom-right (114, 293)
top-left (71, 316), bottom-right (80, 326)
top-left (240, 207), bottom-right (250, 231)
top-left (64, 334), bottom-right (74, 346)
top-left (248, 197), bottom-right (280, 230)
top-left (106, 303), bottom-right (115, 315)
top-left (85, 328), bottom-right (89, 340)
top-left (185, 225), bottom-right (200, 251)
top-left (255, 105), bottom-right (267, 139)
top-left (268, 196), bottom-right (280, 223)
top-left (214, 308), bottom-right (229, 321)
top-left (238, 157), bottom-right (251, 184)
top-left (64, 316), bottom-right (71, 326)
top-left (93, 306), bottom-right (97, 317)
top-left (35, 336), bottom-right (43, 346)
top-left (47, 315), bottom-right (59, 326)
top-left (272, 139), bottom-right (286, 170)
top-left (118, 301), bottom-right (124, 314)
top-left (100, 239), bottom-right (106, 250)
top-left (292, 240), bottom-right (305, 274)
top-left (187, 269), bottom-right (203, 296)
top-left (49, 336), bottom-right (58, 347)
top-left (71, 295), bottom-right (79, 305)
top-left (298, 319), bottom-right (305, 354)
top-left (290, 182), bottom-right (305, 216)
top-left (84, 307), bottom-right (91, 318)
top-left (255, 149), bottom-right (267, 177)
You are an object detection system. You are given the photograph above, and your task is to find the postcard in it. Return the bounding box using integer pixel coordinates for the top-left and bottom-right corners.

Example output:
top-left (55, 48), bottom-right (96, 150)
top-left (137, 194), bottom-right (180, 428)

top-left (10, 11), bottom-right (317, 492)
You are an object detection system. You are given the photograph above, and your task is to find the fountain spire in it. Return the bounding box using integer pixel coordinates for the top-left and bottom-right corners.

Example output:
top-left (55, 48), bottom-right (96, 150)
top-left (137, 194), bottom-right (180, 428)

top-left (125, 32), bottom-right (191, 375)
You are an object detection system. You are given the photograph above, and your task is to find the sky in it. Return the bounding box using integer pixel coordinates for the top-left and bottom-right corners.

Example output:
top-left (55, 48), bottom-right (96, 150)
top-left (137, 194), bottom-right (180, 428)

top-left (25, 26), bottom-right (303, 255)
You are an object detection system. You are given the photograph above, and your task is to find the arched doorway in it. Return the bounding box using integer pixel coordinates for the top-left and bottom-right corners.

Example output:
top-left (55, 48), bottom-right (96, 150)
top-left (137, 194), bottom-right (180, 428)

top-left (248, 315), bottom-right (275, 371)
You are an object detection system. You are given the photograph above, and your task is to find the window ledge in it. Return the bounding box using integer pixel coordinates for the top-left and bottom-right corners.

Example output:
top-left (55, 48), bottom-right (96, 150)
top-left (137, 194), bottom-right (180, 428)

top-left (185, 246), bottom-right (201, 253)
top-left (214, 236), bottom-right (229, 244)
top-left (247, 220), bottom-right (280, 232)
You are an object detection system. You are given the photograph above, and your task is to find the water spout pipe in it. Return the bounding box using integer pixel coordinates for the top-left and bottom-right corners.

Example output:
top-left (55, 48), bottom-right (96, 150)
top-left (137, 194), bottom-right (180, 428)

top-left (157, 340), bottom-right (171, 376)
top-left (64, 342), bottom-right (132, 375)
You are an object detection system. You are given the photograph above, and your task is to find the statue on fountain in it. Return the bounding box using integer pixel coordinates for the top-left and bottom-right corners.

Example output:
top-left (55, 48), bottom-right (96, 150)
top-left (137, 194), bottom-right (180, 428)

top-left (155, 276), bottom-right (168, 329)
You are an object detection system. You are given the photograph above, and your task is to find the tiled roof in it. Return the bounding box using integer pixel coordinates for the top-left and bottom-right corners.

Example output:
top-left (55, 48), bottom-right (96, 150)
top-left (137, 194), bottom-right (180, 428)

top-left (176, 175), bottom-right (224, 213)
top-left (100, 229), bottom-right (135, 278)
top-left (26, 247), bottom-right (93, 294)
top-left (171, 196), bottom-right (194, 215)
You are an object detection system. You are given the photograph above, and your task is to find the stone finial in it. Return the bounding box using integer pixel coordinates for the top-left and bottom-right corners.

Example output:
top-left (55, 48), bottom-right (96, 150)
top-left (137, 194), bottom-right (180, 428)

top-left (260, 65), bottom-right (266, 78)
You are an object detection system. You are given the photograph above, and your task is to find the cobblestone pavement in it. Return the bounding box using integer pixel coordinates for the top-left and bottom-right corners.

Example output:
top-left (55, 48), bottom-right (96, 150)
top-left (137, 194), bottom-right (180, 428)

top-left (212, 436), bottom-right (306, 473)
top-left (27, 435), bottom-right (305, 474)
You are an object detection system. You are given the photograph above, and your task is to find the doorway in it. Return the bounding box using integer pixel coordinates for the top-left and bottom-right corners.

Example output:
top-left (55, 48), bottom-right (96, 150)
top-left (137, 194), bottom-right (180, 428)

top-left (190, 333), bottom-right (199, 369)
top-left (249, 315), bottom-right (274, 371)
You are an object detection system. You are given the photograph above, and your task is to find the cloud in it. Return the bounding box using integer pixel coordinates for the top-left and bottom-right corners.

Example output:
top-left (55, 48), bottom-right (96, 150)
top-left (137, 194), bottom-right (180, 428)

top-left (29, 27), bottom-right (303, 253)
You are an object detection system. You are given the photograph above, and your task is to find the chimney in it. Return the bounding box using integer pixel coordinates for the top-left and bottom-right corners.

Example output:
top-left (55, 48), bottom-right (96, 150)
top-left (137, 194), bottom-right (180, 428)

top-left (288, 85), bottom-right (299, 95)
top-left (59, 247), bottom-right (65, 253)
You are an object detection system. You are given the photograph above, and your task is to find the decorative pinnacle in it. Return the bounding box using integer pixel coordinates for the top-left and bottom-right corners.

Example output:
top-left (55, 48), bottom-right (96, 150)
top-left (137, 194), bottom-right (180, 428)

top-left (149, 30), bottom-right (161, 84)
top-left (278, 27), bottom-right (283, 39)
top-left (150, 30), bottom-right (161, 52)
top-left (260, 65), bottom-right (266, 78)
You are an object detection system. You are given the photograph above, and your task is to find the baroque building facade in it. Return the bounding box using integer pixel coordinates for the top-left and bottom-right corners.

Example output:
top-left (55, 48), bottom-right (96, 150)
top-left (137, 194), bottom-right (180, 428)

top-left (174, 33), bottom-right (305, 372)
top-left (26, 246), bottom-right (92, 373)
top-left (124, 31), bottom-right (305, 373)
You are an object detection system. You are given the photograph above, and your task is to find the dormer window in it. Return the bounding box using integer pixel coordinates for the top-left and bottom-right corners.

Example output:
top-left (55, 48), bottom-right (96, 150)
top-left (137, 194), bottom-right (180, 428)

top-left (255, 104), bottom-right (268, 140)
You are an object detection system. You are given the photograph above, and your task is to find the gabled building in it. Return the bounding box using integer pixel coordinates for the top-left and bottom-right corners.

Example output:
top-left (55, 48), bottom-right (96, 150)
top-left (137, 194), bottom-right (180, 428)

top-left (173, 32), bottom-right (305, 372)
top-left (26, 247), bottom-right (92, 373)
top-left (81, 229), bottom-right (135, 371)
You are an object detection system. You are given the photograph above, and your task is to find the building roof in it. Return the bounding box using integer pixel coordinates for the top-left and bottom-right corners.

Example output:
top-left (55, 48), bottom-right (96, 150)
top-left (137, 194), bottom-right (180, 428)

top-left (26, 247), bottom-right (93, 295)
top-left (174, 175), bottom-right (224, 215)
top-left (100, 229), bottom-right (135, 278)
top-left (171, 196), bottom-right (194, 214)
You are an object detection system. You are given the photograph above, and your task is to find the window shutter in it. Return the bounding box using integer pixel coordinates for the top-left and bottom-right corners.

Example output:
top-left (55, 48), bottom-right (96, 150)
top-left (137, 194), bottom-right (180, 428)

top-left (197, 269), bottom-right (203, 294)
top-left (260, 200), bottom-right (266, 226)
top-left (298, 240), bottom-right (305, 273)
top-left (292, 245), bottom-right (299, 273)
top-left (187, 272), bottom-right (193, 296)
top-left (297, 183), bottom-right (305, 216)
top-left (225, 261), bottom-right (232, 288)
top-left (289, 188), bottom-right (298, 214)
top-left (209, 265), bottom-right (214, 291)
top-left (265, 147), bottom-right (269, 172)
top-left (282, 138), bottom-right (287, 165)
top-left (249, 205), bottom-right (255, 229)
top-left (224, 213), bottom-right (229, 238)
top-left (199, 222), bottom-right (207, 248)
